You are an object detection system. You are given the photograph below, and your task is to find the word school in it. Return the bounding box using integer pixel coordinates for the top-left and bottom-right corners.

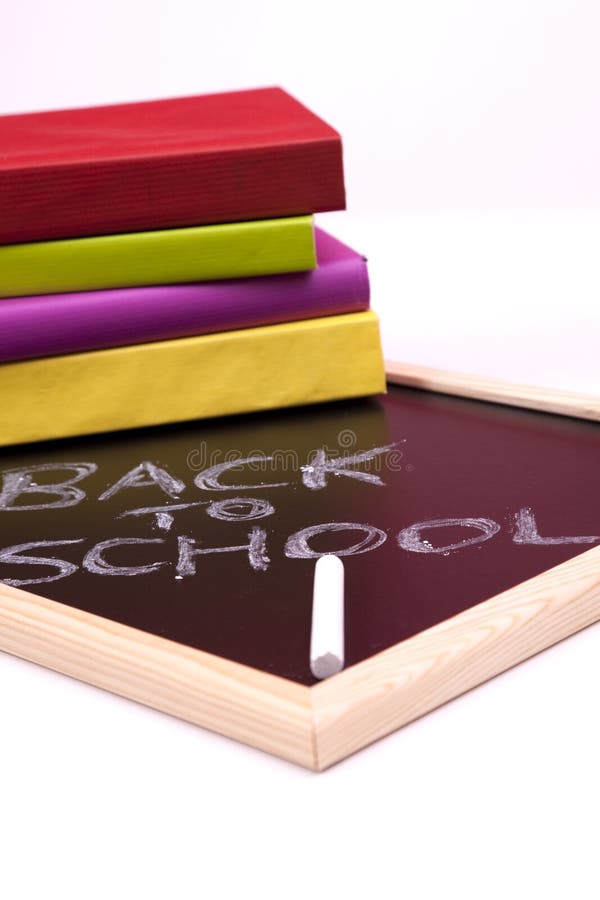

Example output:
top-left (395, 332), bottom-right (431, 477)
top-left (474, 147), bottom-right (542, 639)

top-left (1, 458), bottom-right (599, 587)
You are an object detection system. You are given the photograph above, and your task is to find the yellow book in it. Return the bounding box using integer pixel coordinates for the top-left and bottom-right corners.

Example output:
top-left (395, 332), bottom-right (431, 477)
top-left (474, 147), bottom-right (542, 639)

top-left (0, 216), bottom-right (316, 299)
top-left (0, 311), bottom-right (385, 445)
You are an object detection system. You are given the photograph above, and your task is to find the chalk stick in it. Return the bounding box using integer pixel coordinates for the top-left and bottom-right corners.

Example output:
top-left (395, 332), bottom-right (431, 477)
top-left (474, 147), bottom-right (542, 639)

top-left (310, 555), bottom-right (345, 680)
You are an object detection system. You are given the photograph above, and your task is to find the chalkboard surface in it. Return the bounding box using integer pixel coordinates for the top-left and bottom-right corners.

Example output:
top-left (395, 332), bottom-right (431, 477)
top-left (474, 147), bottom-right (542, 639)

top-left (1, 384), bottom-right (599, 686)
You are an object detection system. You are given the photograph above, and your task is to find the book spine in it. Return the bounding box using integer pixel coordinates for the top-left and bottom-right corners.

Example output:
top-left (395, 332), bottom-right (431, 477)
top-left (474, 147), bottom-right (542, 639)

top-left (0, 312), bottom-right (385, 446)
top-left (0, 240), bottom-right (369, 363)
top-left (0, 217), bottom-right (316, 300)
top-left (0, 140), bottom-right (344, 245)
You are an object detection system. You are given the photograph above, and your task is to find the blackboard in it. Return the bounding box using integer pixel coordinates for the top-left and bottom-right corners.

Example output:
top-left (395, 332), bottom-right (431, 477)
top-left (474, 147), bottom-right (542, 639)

top-left (1, 369), bottom-right (599, 768)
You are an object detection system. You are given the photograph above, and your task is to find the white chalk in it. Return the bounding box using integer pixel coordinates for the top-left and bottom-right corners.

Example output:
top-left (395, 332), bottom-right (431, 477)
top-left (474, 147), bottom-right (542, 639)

top-left (310, 555), bottom-right (345, 680)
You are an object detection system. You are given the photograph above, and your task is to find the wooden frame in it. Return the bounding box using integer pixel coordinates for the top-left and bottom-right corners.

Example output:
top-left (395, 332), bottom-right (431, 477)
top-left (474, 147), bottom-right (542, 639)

top-left (1, 361), bottom-right (599, 770)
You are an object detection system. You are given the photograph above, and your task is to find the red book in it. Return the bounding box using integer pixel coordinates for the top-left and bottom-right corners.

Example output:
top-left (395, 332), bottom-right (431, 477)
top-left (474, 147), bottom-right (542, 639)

top-left (0, 87), bottom-right (345, 244)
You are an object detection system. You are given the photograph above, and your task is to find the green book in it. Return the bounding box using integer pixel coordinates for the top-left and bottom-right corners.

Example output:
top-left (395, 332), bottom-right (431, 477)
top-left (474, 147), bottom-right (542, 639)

top-left (0, 216), bottom-right (316, 299)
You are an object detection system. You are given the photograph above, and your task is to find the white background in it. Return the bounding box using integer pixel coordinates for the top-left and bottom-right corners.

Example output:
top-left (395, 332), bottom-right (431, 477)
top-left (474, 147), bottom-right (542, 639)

top-left (2, 2), bottom-right (600, 898)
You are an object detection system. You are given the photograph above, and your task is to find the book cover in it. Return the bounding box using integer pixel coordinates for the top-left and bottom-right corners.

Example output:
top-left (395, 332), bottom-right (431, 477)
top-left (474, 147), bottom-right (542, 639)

top-left (0, 312), bottom-right (385, 446)
top-left (0, 229), bottom-right (368, 362)
top-left (0, 216), bottom-right (315, 299)
top-left (0, 88), bottom-right (345, 245)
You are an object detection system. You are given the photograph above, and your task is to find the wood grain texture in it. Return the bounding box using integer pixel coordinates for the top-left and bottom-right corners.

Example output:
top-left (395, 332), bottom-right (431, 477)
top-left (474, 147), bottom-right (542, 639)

top-left (311, 544), bottom-right (600, 770)
top-left (385, 360), bottom-right (600, 421)
top-left (0, 366), bottom-right (598, 769)
top-left (2, 544), bottom-right (599, 770)
top-left (0, 581), bottom-right (315, 769)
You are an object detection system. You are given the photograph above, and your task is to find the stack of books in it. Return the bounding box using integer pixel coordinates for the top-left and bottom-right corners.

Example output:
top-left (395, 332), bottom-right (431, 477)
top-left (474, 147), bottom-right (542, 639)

top-left (0, 88), bottom-right (385, 446)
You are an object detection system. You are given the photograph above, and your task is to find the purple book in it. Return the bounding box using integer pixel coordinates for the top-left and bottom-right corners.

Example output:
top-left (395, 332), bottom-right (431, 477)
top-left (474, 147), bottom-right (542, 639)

top-left (0, 229), bottom-right (369, 363)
